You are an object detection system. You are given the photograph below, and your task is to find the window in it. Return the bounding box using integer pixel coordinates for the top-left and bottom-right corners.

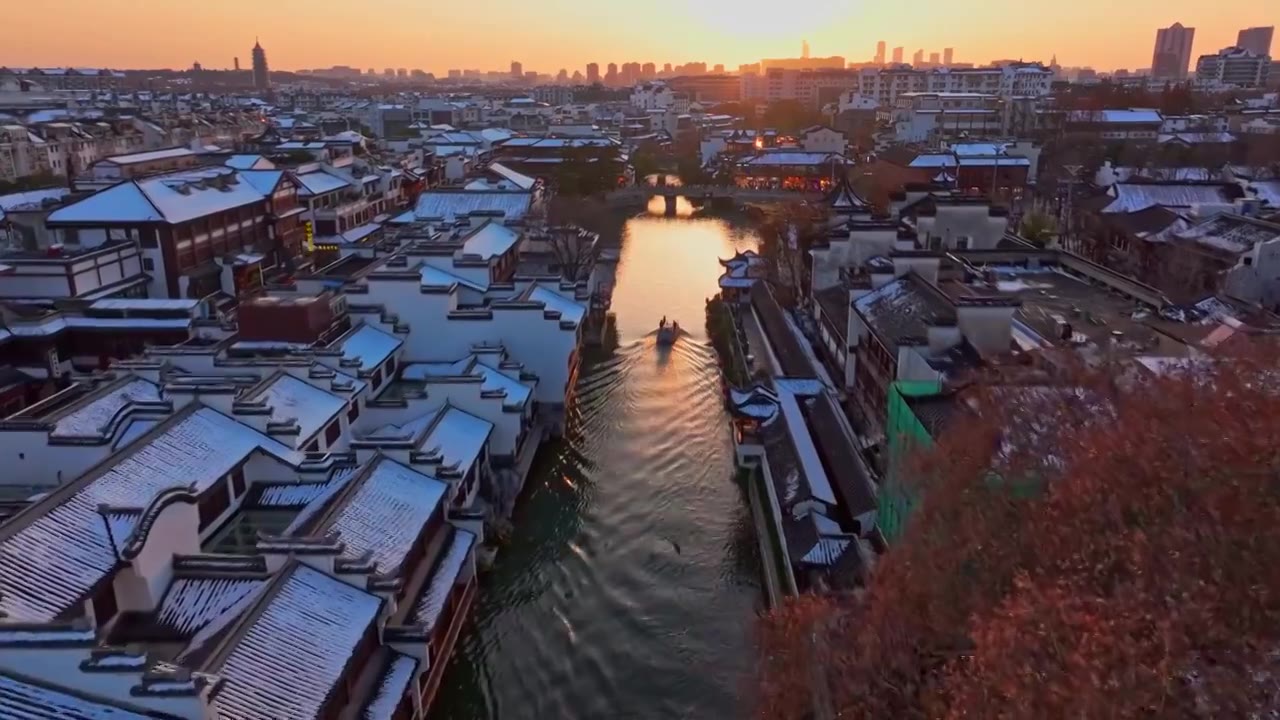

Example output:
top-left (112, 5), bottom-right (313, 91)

top-left (347, 401), bottom-right (360, 423)
top-left (91, 581), bottom-right (118, 627)
top-left (231, 467), bottom-right (246, 497)
top-left (305, 439), bottom-right (320, 453)
top-left (198, 480), bottom-right (232, 528)
top-left (324, 421), bottom-right (340, 446)
top-left (142, 257), bottom-right (154, 271)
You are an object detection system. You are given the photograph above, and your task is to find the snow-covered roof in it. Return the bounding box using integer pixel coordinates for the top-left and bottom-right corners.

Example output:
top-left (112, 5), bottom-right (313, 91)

top-left (155, 576), bottom-right (267, 638)
top-left (1248, 180), bottom-right (1280, 207)
top-left (49, 377), bottom-right (161, 439)
top-left (957, 156), bottom-right (1031, 167)
top-left (224, 154), bottom-right (275, 170)
top-left (412, 528), bottom-right (475, 631)
top-left (1158, 132), bottom-right (1237, 145)
top-left (474, 359), bottom-right (532, 408)
top-left (740, 151), bottom-right (846, 167)
top-left (1173, 213), bottom-right (1280, 255)
top-left (48, 167), bottom-right (272, 225)
top-left (237, 169), bottom-right (286, 196)
top-left (362, 653), bottom-right (418, 720)
top-left (321, 457), bottom-right (448, 575)
top-left (89, 298), bottom-right (199, 311)
top-left (498, 137), bottom-right (616, 149)
top-left (247, 373), bottom-right (347, 449)
top-left (775, 384), bottom-right (837, 506)
top-left (333, 324), bottom-right (402, 373)
top-left (403, 356), bottom-right (532, 409)
top-left (907, 153), bottom-right (957, 169)
top-left (97, 146), bottom-right (194, 166)
top-left (412, 190), bottom-right (532, 222)
top-left (853, 274), bottom-right (955, 352)
top-left (527, 284), bottom-right (586, 327)
top-left (485, 162), bottom-right (537, 190)
top-left (420, 263), bottom-right (488, 292)
top-left (949, 142), bottom-right (1009, 156)
top-left (0, 407), bottom-right (302, 621)
top-left (212, 564), bottom-right (383, 720)
top-left (1102, 183), bottom-right (1238, 214)
top-left (419, 406), bottom-right (493, 478)
top-left (0, 672), bottom-right (152, 718)
top-left (293, 170), bottom-right (351, 197)
top-left (340, 222), bottom-right (382, 245)
top-left (462, 222), bottom-right (520, 261)
top-left (1069, 109), bottom-right (1162, 124)
top-left (0, 187), bottom-right (69, 221)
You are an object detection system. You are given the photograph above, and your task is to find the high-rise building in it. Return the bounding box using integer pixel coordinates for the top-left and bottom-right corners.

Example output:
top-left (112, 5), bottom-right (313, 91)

top-left (1196, 46), bottom-right (1272, 88)
top-left (892, 47), bottom-right (904, 64)
top-left (912, 49), bottom-right (925, 66)
top-left (875, 41), bottom-right (886, 65)
top-left (397, 68), bottom-right (407, 78)
top-left (663, 63), bottom-right (673, 74)
top-left (713, 64), bottom-right (724, 73)
top-left (1152, 22), bottom-right (1196, 80)
top-left (511, 61), bottom-right (523, 78)
top-left (557, 68), bottom-right (569, 83)
top-left (251, 39), bottom-right (270, 90)
top-left (1237, 26), bottom-right (1275, 57)
top-left (802, 40), bottom-right (810, 59)
top-left (621, 62), bottom-right (641, 85)
top-left (234, 57), bottom-right (240, 71)
top-left (606, 63), bottom-right (618, 85)
top-left (928, 52), bottom-right (941, 66)
top-left (943, 48), bottom-right (954, 66)
top-left (642, 62), bottom-right (656, 78)
top-left (586, 63), bottom-right (600, 84)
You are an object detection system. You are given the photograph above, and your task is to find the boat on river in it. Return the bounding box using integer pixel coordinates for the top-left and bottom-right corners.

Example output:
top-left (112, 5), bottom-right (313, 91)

top-left (657, 317), bottom-right (680, 346)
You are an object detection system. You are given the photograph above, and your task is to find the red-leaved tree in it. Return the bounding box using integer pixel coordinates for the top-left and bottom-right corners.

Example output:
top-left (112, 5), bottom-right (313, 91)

top-left (756, 343), bottom-right (1280, 719)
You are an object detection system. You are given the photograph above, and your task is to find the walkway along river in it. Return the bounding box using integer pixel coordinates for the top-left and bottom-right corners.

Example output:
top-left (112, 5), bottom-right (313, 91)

top-left (433, 203), bottom-right (764, 719)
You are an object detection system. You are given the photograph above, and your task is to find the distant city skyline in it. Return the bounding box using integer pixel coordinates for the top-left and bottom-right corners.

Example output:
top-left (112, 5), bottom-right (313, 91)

top-left (1, 1), bottom-right (1275, 75)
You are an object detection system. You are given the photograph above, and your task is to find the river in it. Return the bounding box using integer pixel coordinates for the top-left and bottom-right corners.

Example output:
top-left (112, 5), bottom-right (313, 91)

top-left (433, 203), bottom-right (764, 719)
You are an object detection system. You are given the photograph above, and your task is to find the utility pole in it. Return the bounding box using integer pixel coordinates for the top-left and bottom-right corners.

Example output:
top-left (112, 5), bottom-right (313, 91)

top-left (1062, 163), bottom-right (1081, 251)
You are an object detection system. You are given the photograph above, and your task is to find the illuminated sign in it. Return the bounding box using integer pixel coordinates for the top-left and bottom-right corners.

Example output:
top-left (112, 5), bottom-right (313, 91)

top-left (304, 221), bottom-right (314, 251)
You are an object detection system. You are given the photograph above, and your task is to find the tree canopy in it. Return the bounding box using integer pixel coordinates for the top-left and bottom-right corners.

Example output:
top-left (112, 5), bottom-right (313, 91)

top-left (756, 343), bottom-right (1280, 719)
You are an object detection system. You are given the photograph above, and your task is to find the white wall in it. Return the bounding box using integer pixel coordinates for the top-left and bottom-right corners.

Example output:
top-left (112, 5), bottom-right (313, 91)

top-left (0, 269), bottom-right (72, 298)
top-left (0, 427), bottom-right (142, 488)
top-left (802, 128), bottom-right (847, 155)
top-left (363, 280), bottom-right (580, 405)
top-left (809, 227), bottom-right (898, 292)
top-left (1225, 237), bottom-right (1280, 308)
top-left (916, 206), bottom-right (1009, 250)
top-left (114, 497), bottom-right (201, 612)
top-left (414, 378), bottom-right (522, 457)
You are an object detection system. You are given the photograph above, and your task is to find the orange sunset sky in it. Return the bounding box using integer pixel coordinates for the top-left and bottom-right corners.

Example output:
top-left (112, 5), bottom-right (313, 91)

top-left (3, 0), bottom-right (1276, 74)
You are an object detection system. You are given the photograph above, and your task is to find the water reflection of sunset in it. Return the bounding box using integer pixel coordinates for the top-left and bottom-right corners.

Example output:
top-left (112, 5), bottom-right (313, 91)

top-left (645, 195), bottom-right (696, 218)
top-left (611, 213), bottom-right (759, 343)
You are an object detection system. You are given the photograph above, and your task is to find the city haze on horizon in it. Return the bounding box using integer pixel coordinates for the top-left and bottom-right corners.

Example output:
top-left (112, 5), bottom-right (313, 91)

top-left (2, 0), bottom-right (1275, 75)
